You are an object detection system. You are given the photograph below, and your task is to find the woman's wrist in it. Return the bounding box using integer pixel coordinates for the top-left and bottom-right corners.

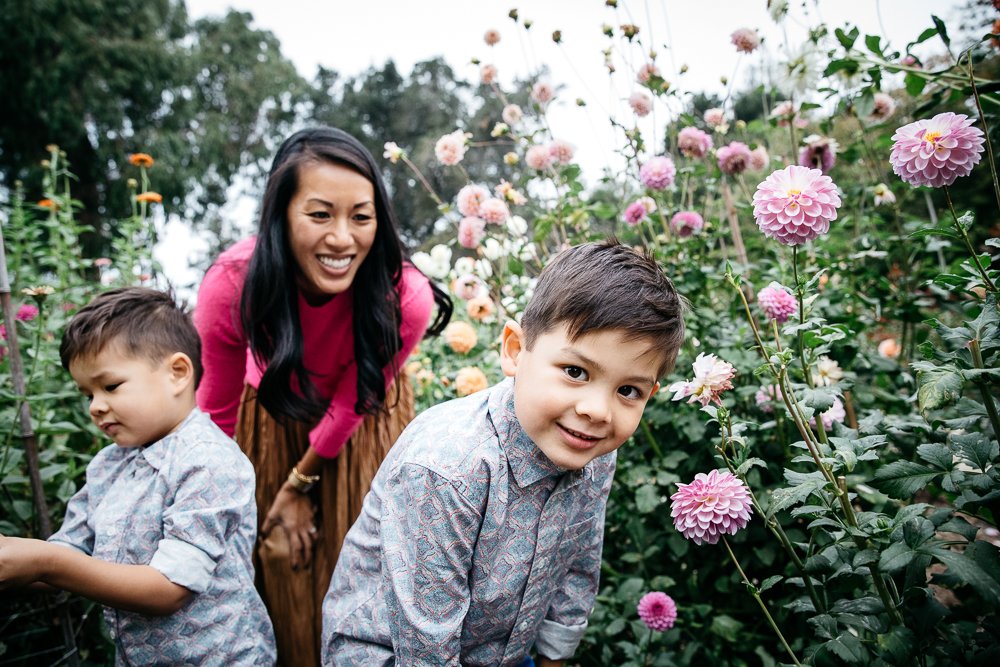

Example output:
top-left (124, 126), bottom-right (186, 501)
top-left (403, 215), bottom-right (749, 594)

top-left (286, 466), bottom-right (320, 493)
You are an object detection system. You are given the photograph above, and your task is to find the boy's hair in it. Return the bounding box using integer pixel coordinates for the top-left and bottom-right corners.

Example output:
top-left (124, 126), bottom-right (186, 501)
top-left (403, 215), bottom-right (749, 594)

top-left (521, 238), bottom-right (686, 377)
top-left (60, 287), bottom-right (203, 388)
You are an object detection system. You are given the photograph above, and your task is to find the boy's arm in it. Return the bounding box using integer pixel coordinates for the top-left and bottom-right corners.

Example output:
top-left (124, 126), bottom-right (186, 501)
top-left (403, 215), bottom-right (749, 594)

top-left (379, 462), bottom-right (482, 665)
top-left (0, 536), bottom-right (191, 615)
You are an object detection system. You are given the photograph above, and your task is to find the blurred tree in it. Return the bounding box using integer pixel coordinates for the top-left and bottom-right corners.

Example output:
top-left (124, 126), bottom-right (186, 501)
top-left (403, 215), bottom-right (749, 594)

top-left (0, 0), bottom-right (308, 252)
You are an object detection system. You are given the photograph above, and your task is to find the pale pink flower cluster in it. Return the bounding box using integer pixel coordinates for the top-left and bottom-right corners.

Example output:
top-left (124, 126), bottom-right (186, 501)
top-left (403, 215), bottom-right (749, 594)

top-left (434, 130), bottom-right (468, 166)
top-left (480, 64), bottom-right (497, 85)
top-left (629, 91), bottom-right (652, 117)
top-left (869, 92), bottom-right (896, 121)
top-left (639, 155), bottom-right (676, 190)
top-left (531, 81), bottom-right (554, 104)
top-left (502, 104), bottom-right (523, 125)
top-left (548, 140), bottom-right (575, 165)
top-left (637, 592), bottom-right (677, 631)
top-left (757, 282), bottom-right (797, 323)
top-left (730, 28), bottom-right (761, 54)
top-left (456, 184), bottom-right (490, 217)
top-left (525, 145), bottom-right (553, 171)
top-left (670, 211), bottom-right (704, 237)
top-left (769, 101), bottom-right (808, 128)
top-left (754, 384), bottom-right (784, 413)
top-left (636, 62), bottom-right (661, 84)
top-left (669, 353), bottom-right (736, 407)
top-left (752, 165), bottom-right (842, 245)
top-left (890, 112), bottom-right (985, 188)
top-left (677, 127), bottom-right (712, 158)
top-left (624, 201), bottom-right (648, 225)
top-left (495, 180), bottom-right (527, 205)
top-left (873, 183), bottom-right (896, 206)
top-left (749, 146), bottom-right (770, 171)
top-left (452, 274), bottom-right (487, 301)
top-left (717, 141), bottom-right (752, 175)
top-left (811, 397), bottom-right (847, 431)
top-left (670, 470), bottom-right (753, 545)
top-left (458, 216), bottom-right (486, 249)
top-left (484, 28), bottom-right (501, 46)
top-left (704, 107), bottom-right (726, 129)
top-left (478, 198), bottom-right (510, 224)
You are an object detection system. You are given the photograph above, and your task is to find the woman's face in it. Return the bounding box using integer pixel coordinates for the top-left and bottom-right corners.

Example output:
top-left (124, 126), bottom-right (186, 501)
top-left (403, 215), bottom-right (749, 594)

top-left (286, 160), bottom-right (378, 302)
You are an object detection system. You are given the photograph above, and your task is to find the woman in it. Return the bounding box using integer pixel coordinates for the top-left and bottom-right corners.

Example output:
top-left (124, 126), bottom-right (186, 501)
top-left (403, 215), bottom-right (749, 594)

top-left (194, 127), bottom-right (451, 665)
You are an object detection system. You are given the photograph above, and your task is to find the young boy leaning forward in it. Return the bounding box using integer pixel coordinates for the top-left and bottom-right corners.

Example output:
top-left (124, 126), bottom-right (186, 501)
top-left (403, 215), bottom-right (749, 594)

top-left (322, 239), bottom-right (685, 666)
top-left (0, 288), bottom-right (276, 665)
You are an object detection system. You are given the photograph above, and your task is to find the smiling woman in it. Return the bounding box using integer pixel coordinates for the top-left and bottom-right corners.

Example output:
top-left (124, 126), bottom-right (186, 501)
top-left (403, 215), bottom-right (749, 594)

top-left (192, 127), bottom-right (452, 665)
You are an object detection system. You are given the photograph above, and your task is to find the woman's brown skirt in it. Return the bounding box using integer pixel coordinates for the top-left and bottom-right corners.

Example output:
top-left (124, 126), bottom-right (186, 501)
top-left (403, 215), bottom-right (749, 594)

top-left (234, 376), bottom-right (414, 667)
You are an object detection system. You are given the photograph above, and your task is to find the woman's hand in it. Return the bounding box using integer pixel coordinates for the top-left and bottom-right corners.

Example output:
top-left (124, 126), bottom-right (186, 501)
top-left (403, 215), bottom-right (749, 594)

top-left (261, 484), bottom-right (318, 571)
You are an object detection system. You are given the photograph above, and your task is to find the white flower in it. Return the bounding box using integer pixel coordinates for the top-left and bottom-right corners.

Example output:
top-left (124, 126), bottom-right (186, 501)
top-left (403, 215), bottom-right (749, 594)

top-left (413, 244), bottom-right (452, 279)
top-left (812, 356), bottom-right (844, 386)
top-left (383, 142), bottom-right (404, 163)
top-left (474, 258), bottom-right (493, 279)
top-left (519, 242), bottom-right (538, 262)
top-left (668, 353), bottom-right (737, 407)
top-left (430, 244), bottom-right (452, 266)
top-left (768, 0), bottom-right (789, 23)
top-left (778, 41), bottom-right (822, 97)
top-left (507, 215), bottom-right (528, 236)
top-left (454, 256), bottom-right (475, 276)
top-left (482, 237), bottom-right (505, 261)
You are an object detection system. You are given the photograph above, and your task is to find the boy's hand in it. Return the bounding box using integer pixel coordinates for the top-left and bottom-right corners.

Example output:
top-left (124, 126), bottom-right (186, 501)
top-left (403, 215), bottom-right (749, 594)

top-left (262, 484), bottom-right (317, 571)
top-left (0, 536), bottom-right (50, 589)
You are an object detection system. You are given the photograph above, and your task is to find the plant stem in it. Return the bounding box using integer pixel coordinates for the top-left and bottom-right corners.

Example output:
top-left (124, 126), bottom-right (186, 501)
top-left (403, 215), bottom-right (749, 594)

top-left (792, 247), bottom-right (828, 444)
top-left (970, 338), bottom-right (1000, 438)
top-left (639, 418), bottom-right (663, 458)
top-left (722, 536), bottom-right (802, 666)
top-left (943, 186), bottom-right (997, 293)
top-left (966, 51), bottom-right (1000, 212)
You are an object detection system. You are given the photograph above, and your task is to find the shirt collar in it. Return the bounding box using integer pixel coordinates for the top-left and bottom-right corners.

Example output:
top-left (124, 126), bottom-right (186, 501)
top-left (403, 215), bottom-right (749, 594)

top-left (488, 377), bottom-right (566, 488)
top-left (137, 407), bottom-right (200, 470)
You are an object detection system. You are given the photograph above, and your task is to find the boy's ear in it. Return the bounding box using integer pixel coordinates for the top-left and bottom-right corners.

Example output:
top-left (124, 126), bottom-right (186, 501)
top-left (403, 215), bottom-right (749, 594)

top-left (650, 382), bottom-right (660, 398)
top-left (166, 353), bottom-right (195, 395)
top-left (499, 321), bottom-right (525, 378)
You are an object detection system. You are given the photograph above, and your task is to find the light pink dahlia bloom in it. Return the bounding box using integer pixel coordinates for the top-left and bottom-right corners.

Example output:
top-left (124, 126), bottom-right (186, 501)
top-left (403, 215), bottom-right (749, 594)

top-left (502, 104), bottom-right (522, 125)
top-left (457, 216), bottom-right (486, 249)
top-left (704, 107), bottom-right (726, 129)
top-left (637, 62), bottom-right (661, 84)
top-left (678, 127), bottom-right (712, 158)
top-left (731, 28), bottom-right (761, 54)
top-left (752, 165), bottom-right (842, 245)
top-left (629, 91), bottom-right (652, 117)
top-left (717, 141), bottom-right (752, 175)
top-left (456, 184), bottom-right (490, 217)
top-left (637, 592), bottom-right (678, 631)
top-left (670, 470), bottom-right (753, 545)
top-left (810, 397), bottom-right (847, 431)
top-left (757, 281), bottom-right (797, 323)
top-left (670, 211), bottom-right (704, 237)
top-left (668, 352), bottom-right (736, 407)
top-left (624, 201), bottom-right (648, 225)
top-left (480, 63), bottom-right (497, 85)
top-left (639, 156), bottom-right (676, 190)
top-left (869, 92), bottom-right (896, 121)
top-left (548, 140), bottom-right (575, 165)
top-left (434, 130), bottom-right (468, 166)
top-left (749, 146), bottom-right (770, 171)
top-left (531, 81), bottom-right (554, 104)
top-left (478, 198), bottom-right (510, 224)
top-left (754, 384), bottom-right (783, 413)
top-left (484, 29), bottom-right (501, 46)
top-left (890, 112), bottom-right (985, 188)
top-left (525, 145), bottom-right (554, 171)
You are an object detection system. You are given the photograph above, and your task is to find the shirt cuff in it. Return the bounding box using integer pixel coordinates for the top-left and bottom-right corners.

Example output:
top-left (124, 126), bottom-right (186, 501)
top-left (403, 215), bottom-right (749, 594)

top-left (535, 618), bottom-right (588, 660)
top-left (148, 538), bottom-right (217, 594)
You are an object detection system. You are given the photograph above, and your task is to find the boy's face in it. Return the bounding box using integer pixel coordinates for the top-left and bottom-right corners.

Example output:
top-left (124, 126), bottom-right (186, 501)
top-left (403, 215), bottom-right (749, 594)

top-left (500, 323), bottom-right (664, 470)
top-left (69, 344), bottom-right (194, 448)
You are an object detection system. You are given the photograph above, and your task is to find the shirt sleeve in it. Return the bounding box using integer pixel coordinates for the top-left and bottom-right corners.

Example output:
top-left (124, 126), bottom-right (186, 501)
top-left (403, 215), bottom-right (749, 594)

top-left (308, 269), bottom-right (435, 458)
top-left (379, 462), bottom-right (481, 665)
top-left (46, 470), bottom-right (96, 556)
top-left (148, 448), bottom-right (255, 594)
top-left (194, 259), bottom-right (249, 437)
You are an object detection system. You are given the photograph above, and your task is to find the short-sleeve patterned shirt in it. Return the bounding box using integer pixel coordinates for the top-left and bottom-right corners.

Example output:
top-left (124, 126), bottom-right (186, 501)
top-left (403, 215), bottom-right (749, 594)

top-left (49, 408), bottom-right (276, 666)
top-left (322, 378), bottom-right (615, 666)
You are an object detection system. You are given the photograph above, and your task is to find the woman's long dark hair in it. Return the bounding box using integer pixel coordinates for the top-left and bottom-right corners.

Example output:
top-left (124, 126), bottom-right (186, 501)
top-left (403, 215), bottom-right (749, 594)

top-left (241, 127), bottom-right (452, 423)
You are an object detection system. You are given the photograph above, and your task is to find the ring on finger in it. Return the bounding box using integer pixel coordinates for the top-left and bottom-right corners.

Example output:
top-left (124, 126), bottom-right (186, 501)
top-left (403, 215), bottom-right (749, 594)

top-left (308, 525), bottom-right (318, 534)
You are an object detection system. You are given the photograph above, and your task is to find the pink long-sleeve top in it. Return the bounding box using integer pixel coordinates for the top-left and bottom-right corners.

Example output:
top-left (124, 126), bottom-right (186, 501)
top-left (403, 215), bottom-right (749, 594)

top-left (194, 237), bottom-right (434, 459)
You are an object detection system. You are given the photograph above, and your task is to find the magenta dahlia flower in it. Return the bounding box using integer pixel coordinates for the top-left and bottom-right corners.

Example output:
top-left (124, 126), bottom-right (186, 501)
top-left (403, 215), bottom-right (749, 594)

top-left (637, 592), bottom-right (678, 631)
top-left (798, 135), bottom-right (838, 174)
top-left (670, 211), bottom-right (704, 237)
top-left (752, 165), bottom-right (842, 245)
top-left (639, 156), bottom-right (676, 190)
top-left (678, 127), bottom-right (712, 158)
top-left (668, 352), bottom-right (736, 407)
top-left (889, 112), bottom-right (985, 188)
top-left (16, 304), bottom-right (39, 322)
top-left (757, 282), bottom-right (797, 323)
top-left (670, 470), bottom-right (753, 545)
top-left (717, 141), bottom-right (752, 175)
top-left (624, 201), bottom-right (648, 225)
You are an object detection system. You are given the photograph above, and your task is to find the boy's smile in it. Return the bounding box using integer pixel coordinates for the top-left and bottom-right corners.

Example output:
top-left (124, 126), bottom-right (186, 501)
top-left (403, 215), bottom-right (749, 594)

top-left (501, 323), bottom-right (664, 470)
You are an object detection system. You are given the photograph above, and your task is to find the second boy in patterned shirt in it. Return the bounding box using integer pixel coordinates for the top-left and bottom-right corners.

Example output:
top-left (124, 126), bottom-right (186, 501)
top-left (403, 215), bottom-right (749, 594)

top-left (322, 240), bottom-right (686, 666)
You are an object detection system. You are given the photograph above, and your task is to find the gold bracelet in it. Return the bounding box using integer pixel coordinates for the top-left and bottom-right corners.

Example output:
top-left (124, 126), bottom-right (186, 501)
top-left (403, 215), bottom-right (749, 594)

top-left (287, 466), bottom-right (320, 493)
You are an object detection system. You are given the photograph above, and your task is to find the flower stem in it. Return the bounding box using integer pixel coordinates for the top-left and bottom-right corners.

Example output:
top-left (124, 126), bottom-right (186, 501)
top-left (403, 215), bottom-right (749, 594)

top-left (966, 51), bottom-right (1000, 212)
top-left (943, 186), bottom-right (997, 293)
top-left (639, 418), bottom-right (663, 459)
top-left (721, 536), bottom-right (802, 666)
top-left (970, 338), bottom-right (1000, 439)
top-left (792, 247), bottom-right (828, 444)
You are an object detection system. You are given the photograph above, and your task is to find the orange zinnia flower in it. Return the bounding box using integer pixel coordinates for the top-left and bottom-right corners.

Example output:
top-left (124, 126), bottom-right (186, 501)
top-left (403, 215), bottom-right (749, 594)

top-left (135, 192), bottom-right (163, 204)
top-left (129, 153), bottom-right (155, 168)
top-left (37, 199), bottom-right (57, 209)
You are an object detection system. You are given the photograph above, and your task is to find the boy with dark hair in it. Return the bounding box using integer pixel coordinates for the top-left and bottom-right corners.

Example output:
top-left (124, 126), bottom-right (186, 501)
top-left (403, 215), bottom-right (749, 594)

top-left (0, 287), bottom-right (276, 665)
top-left (322, 239), bottom-right (686, 666)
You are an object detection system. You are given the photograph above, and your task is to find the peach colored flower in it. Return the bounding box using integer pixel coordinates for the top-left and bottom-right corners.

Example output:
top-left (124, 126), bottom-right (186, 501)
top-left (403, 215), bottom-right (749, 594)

top-left (455, 366), bottom-right (489, 396)
top-left (457, 184), bottom-right (490, 217)
top-left (525, 145), bottom-right (554, 170)
top-left (458, 216), bottom-right (486, 249)
top-left (637, 62), bottom-right (661, 84)
top-left (434, 130), bottom-right (469, 166)
top-left (480, 64), bottom-right (498, 85)
top-left (484, 29), bottom-right (501, 46)
top-left (531, 81), bottom-right (554, 104)
top-left (135, 192), bottom-right (163, 204)
top-left (502, 104), bottom-right (522, 125)
top-left (878, 338), bottom-right (901, 359)
top-left (548, 140), bottom-right (575, 165)
top-left (478, 198), bottom-right (510, 224)
top-left (466, 296), bottom-right (495, 321)
top-left (444, 321), bottom-right (478, 354)
top-left (128, 153), bottom-right (154, 168)
top-left (37, 199), bottom-right (57, 210)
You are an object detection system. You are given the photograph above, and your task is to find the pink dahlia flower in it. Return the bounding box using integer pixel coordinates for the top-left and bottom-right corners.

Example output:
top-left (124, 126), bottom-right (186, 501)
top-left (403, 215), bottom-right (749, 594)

top-left (668, 352), bottom-right (736, 407)
top-left (810, 397), bottom-right (847, 431)
top-left (16, 304), bottom-right (39, 322)
top-left (731, 28), bottom-right (761, 54)
top-left (457, 216), bottom-right (486, 249)
top-left (637, 62), bottom-right (661, 84)
top-left (502, 104), bottom-right (522, 125)
top-left (754, 384), bottom-right (784, 413)
top-left (639, 156), bottom-right (676, 190)
top-left (798, 135), bottom-right (838, 174)
top-left (757, 282), bottom-right (797, 323)
top-left (456, 184), bottom-right (490, 217)
top-left (453, 274), bottom-right (487, 301)
top-left (480, 64), bottom-right (497, 85)
top-left (548, 140), bottom-right (575, 165)
top-left (478, 198), bottom-right (510, 224)
top-left (484, 29), bottom-right (501, 46)
top-left (531, 81), bottom-right (554, 105)
top-left (870, 93), bottom-right (896, 121)
top-left (525, 145), bottom-right (554, 171)
top-left (752, 165), bottom-right (842, 245)
top-left (678, 127), bottom-right (712, 158)
top-left (623, 201), bottom-right (648, 225)
top-left (670, 211), bottom-right (704, 237)
top-left (717, 141), bottom-right (752, 175)
top-left (749, 146), bottom-right (770, 171)
top-left (670, 469), bottom-right (753, 545)
top-left (890, 112), bottom-right (985, 188)
top-left (637, 592), bottom-right (678, 631)
top-left (435, 130), bottom-right (468, 166)
top-left (629, 91), bottom-right (652, 117)
top-left (704, 107), bottom-right (726, 129)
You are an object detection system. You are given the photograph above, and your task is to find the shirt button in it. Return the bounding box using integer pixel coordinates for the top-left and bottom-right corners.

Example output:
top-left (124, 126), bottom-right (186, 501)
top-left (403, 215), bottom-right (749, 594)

top-left (520, 620), bottom-right (529, 630)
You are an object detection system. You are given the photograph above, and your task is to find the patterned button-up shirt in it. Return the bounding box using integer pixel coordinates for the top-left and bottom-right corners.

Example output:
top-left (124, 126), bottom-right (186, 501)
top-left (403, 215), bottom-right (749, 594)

top-left (322, 378), bottom-right (614, 666)
top-left (49, 409), bottom-right (276, 666)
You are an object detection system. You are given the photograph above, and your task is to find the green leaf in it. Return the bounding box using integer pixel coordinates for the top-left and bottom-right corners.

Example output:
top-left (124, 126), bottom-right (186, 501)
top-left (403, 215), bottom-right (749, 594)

top-left (802, 386), bottom-right (837, 412)
top-left (952, 431), bottom-right (999, 472)
top-left (604, 618), bottom-right (626, 636)
top-left (912, 27), bottom-right (938, 45)
top-left (709, 614), bottom-right (743, 642)
top-left (917, 443), bottom-right (954, 470)
top-left (879, 541), bottom-right (916, 573)
top-left (905, 71), bottom-right (927, 96)
top-left (915, 365), bottom-right (964, 413)
top-left (923, 547), bottom-right (1000, 606)
top-left (864, 34), bottom-right (883, 55)
top-left (769, 478), bottom-right (828, 518)
top-left (759, 575), bottom-right (783, 593)
top-left (872, 461), bottom-right (941, 498)
top-left (909, 226), bottom-right (960, 240)
top-left (931, 15), bottom-right (950, 47)
top-left (635, 484), bottom-right (661, 514)
top-left (830, 596), bottom-right (884, 615)
top-left (835, 26), bottom-right (859, 49)
top-left (823, 631), bottom-right (870, 663)
top-left (735, 457), bottom-right (767, 476)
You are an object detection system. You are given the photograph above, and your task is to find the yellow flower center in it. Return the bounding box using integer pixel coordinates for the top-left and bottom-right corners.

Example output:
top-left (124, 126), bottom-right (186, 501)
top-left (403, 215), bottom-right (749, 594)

top-left (922, 130), bottom-right (942, 146)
